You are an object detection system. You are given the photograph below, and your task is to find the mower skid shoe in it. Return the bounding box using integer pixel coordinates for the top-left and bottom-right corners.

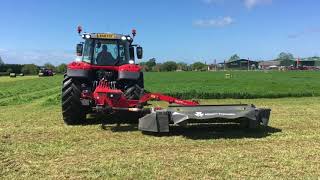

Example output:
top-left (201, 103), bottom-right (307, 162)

top-left (138, 104), bottom-right (271, 132)
top-left (255, 108), bottom-right (271, 127)
top-left (139, 110), bottom-right (170, 133)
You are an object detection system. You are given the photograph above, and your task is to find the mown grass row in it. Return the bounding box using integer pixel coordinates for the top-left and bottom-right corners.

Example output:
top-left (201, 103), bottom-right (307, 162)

top-left (164, 91), bottom-right (316, 99)
top-left (0, 87), bottom-right (60, 106)
top-left (1, 97), bottom-right (320, 178)
top-left (0, 76), bottom-right (61, 99)
top-left (41, 93), bottom-right (61, 106)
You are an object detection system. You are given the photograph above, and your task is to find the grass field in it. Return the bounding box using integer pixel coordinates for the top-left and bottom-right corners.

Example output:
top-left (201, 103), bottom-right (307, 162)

top-left (0, 72), bottom-right (320, 179)
top-left (145, 71), bottom-right (320, 99)
top-left (0, 71), bottom-right (319, 106)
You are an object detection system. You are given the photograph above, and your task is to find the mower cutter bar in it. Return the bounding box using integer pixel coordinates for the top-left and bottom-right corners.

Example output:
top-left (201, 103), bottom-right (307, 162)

top-left (138, 104), bottom-right (271, 133)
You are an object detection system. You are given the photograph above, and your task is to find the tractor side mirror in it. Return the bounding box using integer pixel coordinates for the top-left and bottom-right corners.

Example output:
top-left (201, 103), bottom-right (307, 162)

top-left (129, 46), bottom-right (135, 60)
top-left (76, 43), bottom-right (83, 56)
top-left (136, 46), bottom-right (143, 59)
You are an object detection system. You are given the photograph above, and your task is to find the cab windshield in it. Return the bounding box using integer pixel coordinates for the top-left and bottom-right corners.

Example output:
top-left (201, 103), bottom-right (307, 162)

top-left (82, 39), bottom-right (130, 66)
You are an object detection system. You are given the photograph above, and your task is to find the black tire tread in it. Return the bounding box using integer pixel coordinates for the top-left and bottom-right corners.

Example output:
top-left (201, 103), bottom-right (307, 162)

top-left (61, 75), bottom-right (86, 125)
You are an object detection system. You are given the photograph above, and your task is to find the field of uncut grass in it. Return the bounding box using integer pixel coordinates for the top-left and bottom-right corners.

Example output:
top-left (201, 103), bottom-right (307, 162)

top-left (144, 71), bottom-right (320, 99)
top-left (0, 73), bottom-right (320, 178)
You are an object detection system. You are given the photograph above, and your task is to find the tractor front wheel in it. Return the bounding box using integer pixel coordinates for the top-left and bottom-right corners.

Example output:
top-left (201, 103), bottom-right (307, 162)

top-left (62, 75), bottom-right (86, 125)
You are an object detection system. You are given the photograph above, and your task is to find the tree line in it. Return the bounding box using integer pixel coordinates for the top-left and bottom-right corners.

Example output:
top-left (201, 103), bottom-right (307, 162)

top-left (140, 52), bottom-right (313, 72)
top-left (0, 51), bottom-right (315, 75)
top-left (0, 61), bottom-right (67, 75)
top-left (139, 58), bottom-right (209, 72)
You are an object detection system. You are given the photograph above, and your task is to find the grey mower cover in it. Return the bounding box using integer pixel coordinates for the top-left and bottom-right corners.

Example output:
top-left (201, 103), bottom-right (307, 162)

top-left (138, 104), bottom-right (271, 133)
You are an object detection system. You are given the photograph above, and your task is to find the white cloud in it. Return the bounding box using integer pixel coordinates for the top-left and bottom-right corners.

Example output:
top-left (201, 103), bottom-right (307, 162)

top-left (0, 49), bottom-right (74, 65)
top-left (194, 16), bottom-right (234, 28)
top-left (244, 0), bottom-right (272, 9)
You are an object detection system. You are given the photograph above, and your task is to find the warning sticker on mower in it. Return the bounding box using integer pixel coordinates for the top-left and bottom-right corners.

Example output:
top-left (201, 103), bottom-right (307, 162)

top-left (194, 112), bottom-right (236, 117)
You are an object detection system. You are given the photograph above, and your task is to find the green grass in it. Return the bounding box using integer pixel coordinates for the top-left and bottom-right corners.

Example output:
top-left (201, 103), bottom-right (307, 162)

top-left (1, 71), bottom-right (319, 106)
top-left (0, 74), bottom-right (320, 178)
top-left (0, 96), bottom-right (319, 179)
top-left (0, 76), bottom-right (61, 100)
top-left (144, 71), bottom-right (320, 99)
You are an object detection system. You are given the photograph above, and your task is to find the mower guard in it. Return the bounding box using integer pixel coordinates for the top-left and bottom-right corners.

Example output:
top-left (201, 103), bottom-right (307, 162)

top-left (138, 104), bottom-right (271, 133)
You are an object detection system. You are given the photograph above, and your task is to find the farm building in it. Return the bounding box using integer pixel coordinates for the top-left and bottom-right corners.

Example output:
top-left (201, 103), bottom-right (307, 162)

top-left (207, 64), bottom-right (218, 71)
top-left (226, 59), bottom-right (259, 70)
top-left (259, 57), bottom-right (320, 70)
top-left (295, 57), bottom-right (320, 67)
top-left (259, 60), bottom-right (280, 70)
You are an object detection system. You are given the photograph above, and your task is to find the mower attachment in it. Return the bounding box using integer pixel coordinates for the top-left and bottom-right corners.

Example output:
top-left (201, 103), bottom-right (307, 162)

top-left (138, 104), bottom-right (271, 133)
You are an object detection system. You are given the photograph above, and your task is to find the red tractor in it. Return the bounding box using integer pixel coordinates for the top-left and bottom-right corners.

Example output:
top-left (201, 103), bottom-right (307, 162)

top-left (62, 29), bottom-right (271, 133)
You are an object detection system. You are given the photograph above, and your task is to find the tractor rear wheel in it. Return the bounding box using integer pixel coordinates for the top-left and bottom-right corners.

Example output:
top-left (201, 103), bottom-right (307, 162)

top-left (123, 73), bottom-right (145, 100)
top-left (62, 75), bottom-right (86, 125)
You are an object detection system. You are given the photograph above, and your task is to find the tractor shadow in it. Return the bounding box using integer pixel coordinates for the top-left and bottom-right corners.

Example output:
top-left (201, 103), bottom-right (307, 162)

top-left (85, 113), bottom-right (281, 140)
top-left (104, 123), bottom-right (281, 140)
top-left (83, 112), bottom-right (140, 126)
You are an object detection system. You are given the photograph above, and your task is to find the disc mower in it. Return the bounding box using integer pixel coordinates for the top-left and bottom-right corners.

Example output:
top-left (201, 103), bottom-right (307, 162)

top-left (62, 27), bottom-right (271, 133)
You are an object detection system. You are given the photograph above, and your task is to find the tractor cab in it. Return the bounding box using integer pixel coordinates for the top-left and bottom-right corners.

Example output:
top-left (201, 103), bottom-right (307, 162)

top-left (76, 32), bottom-right (143, 66)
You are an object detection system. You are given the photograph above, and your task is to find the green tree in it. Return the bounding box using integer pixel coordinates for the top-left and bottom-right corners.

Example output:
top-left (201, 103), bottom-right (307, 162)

top-left (152, 63), bottom-right (162, 72)
top-left (191, 62), bottom-right (206, 71)
top-left (228, 54), bottom-right (240, 62)
top-left (139, 62), bottom-right (146, 66)
top-left (6, 68), bottom-right (13, 73)
top-left (44, 63), bottom-right (56, 71)
top-left (277, 52), bottom-right (294, 66)
top-left (0, 56), bottom-right (4, 65)
top-left (277, 52), bottom-right (294, 61)
top-left (145, 58), bottom-right (156, 71)
top-left (160, 61), bottom-right (177, 71)
top-left (138, 61), bottom-right (147, 71)
top-left (56, 63), bottom-right (67, 73)
top-left (177, 62), bottom-right (189, 71)
top-left (21, 64), bottom-right (38, 75)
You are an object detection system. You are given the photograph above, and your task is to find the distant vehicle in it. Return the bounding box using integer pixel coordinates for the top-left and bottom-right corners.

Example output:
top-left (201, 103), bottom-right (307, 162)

top-left (288, 65), bottom-right (312, 71)
top-left (9, 73), bottom-right (16, 78)
top-left (38, 68), bottom-right (54, 77)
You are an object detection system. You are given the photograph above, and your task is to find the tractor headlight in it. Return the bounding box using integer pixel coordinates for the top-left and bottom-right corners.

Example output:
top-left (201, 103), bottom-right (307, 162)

top-left (126, 36), bottom-right (132, 41)
top-left (81, 34), bottom-right (85, 38)
top-left (129, 60), bottom-right (134, 64)
top-left (85, 34), bottom-right (91, 39)
top-left (121, 36), bottom-right (127, 41)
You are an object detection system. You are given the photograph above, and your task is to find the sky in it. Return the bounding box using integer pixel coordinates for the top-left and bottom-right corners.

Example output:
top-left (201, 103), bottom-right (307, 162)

top-left (0, 0), bottom-right (319, 65)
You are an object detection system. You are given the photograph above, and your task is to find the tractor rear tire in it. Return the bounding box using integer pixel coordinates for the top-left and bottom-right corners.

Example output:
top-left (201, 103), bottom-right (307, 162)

top-left (62, 75), bottom-right (86, 125)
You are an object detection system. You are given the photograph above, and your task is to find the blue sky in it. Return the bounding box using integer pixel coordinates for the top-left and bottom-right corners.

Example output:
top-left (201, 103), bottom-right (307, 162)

top-left (0, 0), bottom-right (319, 65)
